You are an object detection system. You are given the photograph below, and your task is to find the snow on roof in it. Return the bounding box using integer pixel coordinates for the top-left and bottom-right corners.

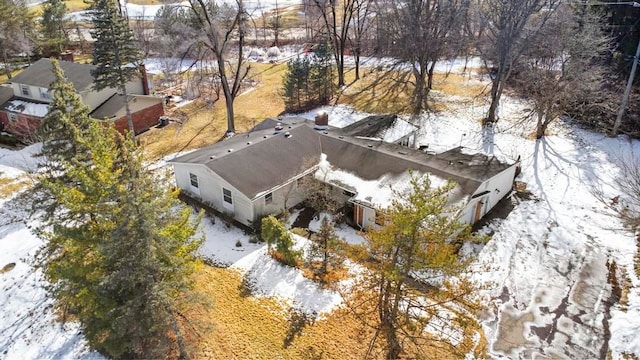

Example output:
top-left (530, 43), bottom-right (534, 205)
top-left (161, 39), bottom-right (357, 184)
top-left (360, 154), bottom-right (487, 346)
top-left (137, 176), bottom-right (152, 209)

top-left (380, 117), bottom-right (416, 143)
top-left (284, 104), bottom-right (374, 129)
top-left (315, 153), bottom-right (449, 209)
top-left (3, 99), bottom-right (49, 117)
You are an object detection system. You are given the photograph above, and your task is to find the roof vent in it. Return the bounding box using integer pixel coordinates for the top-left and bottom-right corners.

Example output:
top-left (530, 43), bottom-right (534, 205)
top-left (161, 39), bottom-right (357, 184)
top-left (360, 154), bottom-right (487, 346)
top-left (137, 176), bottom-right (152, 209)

top-left (284, 132), bottom-right (292, 138)
top-left (247, 141), bottom-right (252, 145)
top-left (263, 135), bottom-right (268, 139)
top-left (448, 160), bottom-right (453, 165)
top-left (367, 145), bottom-right (373, 148)
top-left (457, 160), bottom-right (464, 165)
top-left (228, 149), bottom-right (233, 153)
top-left (398, 151), bottom-right (408, 155)
top-left (274, 123), bottom-right (284, 134)
top-left (338, 136), bottom-right (344, 139)
top-left (209, 155), bottom-right (216, 159)
top-left (323, 131), bottom-right (328, 134)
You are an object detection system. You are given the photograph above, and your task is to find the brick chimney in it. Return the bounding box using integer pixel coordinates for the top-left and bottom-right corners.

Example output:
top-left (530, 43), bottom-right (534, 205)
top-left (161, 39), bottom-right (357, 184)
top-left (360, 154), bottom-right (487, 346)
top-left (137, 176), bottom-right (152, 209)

top-left (59, 51), bottom-right (74, 62)
top-left (139, 64), bottom-right (150, 95)
top-left (314, 111), bottom-right (328, 130)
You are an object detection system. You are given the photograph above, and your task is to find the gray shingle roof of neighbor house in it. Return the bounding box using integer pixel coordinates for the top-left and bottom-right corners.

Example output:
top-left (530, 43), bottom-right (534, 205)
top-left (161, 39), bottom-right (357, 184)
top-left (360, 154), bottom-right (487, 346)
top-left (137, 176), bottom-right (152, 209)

top-left (9, 58), bottom-right (97, 91)
top-left (0, 85), bottom-right (13, 105)
top-left (171, 122), bottom-right (515, 201)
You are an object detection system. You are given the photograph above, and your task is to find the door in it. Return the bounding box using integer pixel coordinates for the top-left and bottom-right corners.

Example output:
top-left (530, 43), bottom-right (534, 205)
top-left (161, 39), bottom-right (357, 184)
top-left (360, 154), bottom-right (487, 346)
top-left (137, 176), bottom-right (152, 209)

top-left (473, 200), bottom-right (485, 223)
top-left (354, 204), bottom-right (364, 228)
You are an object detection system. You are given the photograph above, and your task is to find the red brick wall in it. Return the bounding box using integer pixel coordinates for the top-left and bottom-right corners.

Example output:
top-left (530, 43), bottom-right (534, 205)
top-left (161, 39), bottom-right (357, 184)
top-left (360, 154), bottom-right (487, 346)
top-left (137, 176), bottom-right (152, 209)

top-left (113, 102), bottom-right (164, 135)
top-left (0, 111), bottom-right (42, 140)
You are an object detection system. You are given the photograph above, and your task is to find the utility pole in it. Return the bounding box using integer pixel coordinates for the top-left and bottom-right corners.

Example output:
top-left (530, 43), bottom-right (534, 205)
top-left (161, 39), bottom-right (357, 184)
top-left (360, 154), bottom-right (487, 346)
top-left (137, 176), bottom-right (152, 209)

top-left (612, 34), bottom-right (640, 136)
top-left (610, 1), bottom-right (640, 136)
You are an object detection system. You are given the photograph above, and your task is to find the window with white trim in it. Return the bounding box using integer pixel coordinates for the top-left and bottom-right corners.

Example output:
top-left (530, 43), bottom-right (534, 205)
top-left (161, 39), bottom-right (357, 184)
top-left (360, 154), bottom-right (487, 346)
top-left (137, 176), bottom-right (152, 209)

top-left (20, 85), bottom-right (30, 97)
top-left (223, 188), bottom-right (233, 205)
top-left (8, 113), bottom-right (18, 123)
top-left (40, 88), bottom-right (51, 100)
top-left (265, 192), bottom-right (273, 204)
top-left (189, 173), bottom-right (198, 188)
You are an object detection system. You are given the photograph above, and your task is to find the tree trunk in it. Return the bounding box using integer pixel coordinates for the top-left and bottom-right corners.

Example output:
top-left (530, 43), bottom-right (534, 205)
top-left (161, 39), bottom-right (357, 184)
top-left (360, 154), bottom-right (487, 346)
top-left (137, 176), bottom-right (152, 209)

top-left (486, 67), bottom-right (506, 123)
top-left (412, 66), bottom-right (428, 115)
top-left (354, 46), bottom-right (361, 81)
top-left (217, 54), bottom-right (235, 135)
top-left (427, 61), bottom-right (435, 90)
top-left (121, 82), bottom-right (136, 141)
top-left (2, 46), bottom-right (12, 80)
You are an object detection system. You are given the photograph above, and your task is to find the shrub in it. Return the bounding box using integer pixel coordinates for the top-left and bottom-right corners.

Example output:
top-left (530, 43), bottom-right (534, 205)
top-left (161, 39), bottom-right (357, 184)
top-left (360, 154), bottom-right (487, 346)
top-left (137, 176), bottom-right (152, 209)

top-left (261, 215), bottom-right (301, 267)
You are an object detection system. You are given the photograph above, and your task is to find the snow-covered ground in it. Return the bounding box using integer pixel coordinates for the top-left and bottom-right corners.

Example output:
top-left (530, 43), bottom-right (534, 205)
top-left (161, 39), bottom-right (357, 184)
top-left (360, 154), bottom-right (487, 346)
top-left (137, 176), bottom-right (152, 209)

top-left (1, 57), bottom-right (639, 359)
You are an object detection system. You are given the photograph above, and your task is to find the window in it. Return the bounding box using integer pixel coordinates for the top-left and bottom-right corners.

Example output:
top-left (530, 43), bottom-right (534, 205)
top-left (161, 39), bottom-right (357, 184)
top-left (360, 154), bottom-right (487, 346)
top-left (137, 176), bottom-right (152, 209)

top-left (189, 173), bottom-right (198, 188)
top-left (8, 113), bottom-right (17, 123)
top-left (20, 85), bottom-right (30, 97)
top-left (223, 188), bottom-right (233, 205)
top-left (40, 88), bottom-right (51, 100)
top-left (265, 192), bottom-right (273, 204)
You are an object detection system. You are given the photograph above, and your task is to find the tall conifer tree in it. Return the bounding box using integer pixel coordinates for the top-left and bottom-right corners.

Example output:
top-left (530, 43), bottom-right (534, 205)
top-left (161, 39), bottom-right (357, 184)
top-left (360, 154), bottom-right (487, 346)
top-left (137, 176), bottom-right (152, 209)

top-left (90, 0), bottom-right (142, 140)
top-left (36, 61), bottom-right (202, 359)
top-left (39, 0), bottom-right (68, 56)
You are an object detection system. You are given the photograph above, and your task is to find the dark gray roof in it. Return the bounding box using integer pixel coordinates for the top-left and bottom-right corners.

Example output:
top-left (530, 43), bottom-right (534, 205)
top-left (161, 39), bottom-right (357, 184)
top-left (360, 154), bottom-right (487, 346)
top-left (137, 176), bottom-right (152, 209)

top-left (9, 58), bottom-right (96, 91)
top-left (171, 122), bottom-right (514, 200)
top-left (0, 86), bottom-right (13, 106)
top-left (90, 94), bottom-right (129, 119)
top-left (250, 116), bottom-right (317, 132)
top-left (172, 125), bottom-right (322, 199)
top-left (337, 114), bottom-right (415, 140)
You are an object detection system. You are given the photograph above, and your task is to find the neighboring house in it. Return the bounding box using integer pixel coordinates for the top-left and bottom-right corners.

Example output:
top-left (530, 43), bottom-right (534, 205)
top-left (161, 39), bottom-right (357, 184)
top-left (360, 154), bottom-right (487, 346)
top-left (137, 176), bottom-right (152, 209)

top-left (0, 57), bottom-right (162, 140)
top-left (170, 116), bottom-right (518, 229)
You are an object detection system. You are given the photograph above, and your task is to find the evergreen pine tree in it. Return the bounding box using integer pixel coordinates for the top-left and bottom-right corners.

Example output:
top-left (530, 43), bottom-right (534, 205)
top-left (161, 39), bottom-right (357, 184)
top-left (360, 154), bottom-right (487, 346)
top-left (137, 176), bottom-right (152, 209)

top-left (90, 0), bottom-right (143, 140)
top-left (36, 63), bottom-right (202, 358)
top-left (351, 174), bottom-right (481, 359)
top-left (307, 216), bottom-right (343, 277)
top-left (39, 0), bottom-right (68, 56)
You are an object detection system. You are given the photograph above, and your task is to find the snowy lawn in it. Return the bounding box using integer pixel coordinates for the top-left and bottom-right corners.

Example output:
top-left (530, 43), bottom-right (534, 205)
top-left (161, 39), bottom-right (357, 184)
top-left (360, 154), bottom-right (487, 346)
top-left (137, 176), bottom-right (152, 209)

top-left (0, 57), bottom-right (639, 358)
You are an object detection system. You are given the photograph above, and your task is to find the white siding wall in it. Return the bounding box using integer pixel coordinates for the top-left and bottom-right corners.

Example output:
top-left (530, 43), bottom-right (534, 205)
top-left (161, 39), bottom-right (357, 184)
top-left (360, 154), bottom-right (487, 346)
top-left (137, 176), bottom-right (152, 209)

top-left (125, 78), bottom-right (144, 95)
top-left (462, 163), bottom-right (517, 224)
top-left (11, 83), bottom-right (53, 103)
top-left (173, 163), bottom-right (255, 227)
top-left (252, 180), bottom-right (307, 221)
top-left (361, 206), bottom-right (377, 229)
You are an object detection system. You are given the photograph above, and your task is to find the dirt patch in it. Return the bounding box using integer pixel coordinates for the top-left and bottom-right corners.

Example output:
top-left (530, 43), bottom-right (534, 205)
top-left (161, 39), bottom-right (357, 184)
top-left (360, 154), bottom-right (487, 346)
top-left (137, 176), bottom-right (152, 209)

top-left (492, 306), bottom-right (535, 355)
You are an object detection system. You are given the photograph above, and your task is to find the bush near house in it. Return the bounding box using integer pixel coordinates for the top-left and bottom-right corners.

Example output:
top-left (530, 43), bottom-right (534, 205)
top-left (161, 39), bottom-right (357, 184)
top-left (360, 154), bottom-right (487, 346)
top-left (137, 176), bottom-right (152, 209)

top-left (261, 215), bottom-right (301, 267)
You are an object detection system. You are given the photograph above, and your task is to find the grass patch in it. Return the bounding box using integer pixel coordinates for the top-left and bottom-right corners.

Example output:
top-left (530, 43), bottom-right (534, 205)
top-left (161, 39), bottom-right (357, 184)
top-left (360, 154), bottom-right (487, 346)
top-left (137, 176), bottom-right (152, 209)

top-left (432, 73), bottom-right (489, 99)
top-left (185, 266), bottom-right (375, 359)
top-left (29, 0), bottom-right (89, 14)
top-left (0, 175), bottom-right (32, 198)
top-left (140, 62), bottom-right (287, 160)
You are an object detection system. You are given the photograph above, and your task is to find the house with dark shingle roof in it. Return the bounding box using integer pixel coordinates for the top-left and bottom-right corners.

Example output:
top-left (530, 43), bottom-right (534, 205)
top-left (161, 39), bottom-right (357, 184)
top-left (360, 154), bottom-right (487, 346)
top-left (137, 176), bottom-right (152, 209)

top-left (0, 58), bottom-right (163, 140)
top-left (170, 116), bottom-right (518, 229)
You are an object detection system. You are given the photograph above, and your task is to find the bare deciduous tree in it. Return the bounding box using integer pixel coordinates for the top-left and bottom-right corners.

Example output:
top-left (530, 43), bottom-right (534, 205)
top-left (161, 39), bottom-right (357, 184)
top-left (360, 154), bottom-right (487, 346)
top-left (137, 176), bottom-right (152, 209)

top-left (382, 0), bottom-right (470, 114)
top-left (478, 0), bottom-right (560, 123)
top-left (514, 5), bottom-right (609, 138)
top-left (312, 0), bottom-right (357, 87)
top-left (188, 0), bottom-right (250, 136)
